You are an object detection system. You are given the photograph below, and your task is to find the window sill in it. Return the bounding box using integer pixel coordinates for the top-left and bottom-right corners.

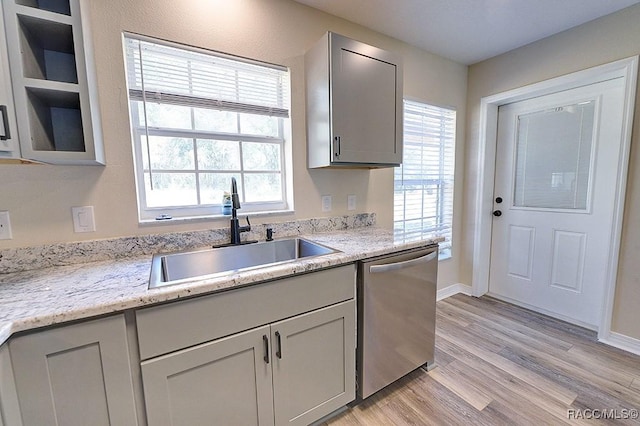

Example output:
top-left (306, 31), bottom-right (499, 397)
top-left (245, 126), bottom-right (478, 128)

top-left (438, 248), bottom-right (452, 261)
top-left (138, 209), bottom-right (296, 227)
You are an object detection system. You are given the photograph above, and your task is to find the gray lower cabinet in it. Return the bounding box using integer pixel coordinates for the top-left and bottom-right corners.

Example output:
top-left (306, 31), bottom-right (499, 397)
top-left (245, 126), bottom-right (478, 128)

top-left (271, 300), bottom-right (355, 426)
top-left (141, 325), bottom-right (275, 426)
top-left (8, 314), bottom-right (139, 426)
top-left (0, 344), bottom-right (21, 426)
top-left (141, 300), bottom-right (356, 426)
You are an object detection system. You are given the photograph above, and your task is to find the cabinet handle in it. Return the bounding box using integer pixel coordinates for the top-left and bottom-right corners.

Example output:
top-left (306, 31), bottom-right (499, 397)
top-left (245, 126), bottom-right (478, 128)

top-left (0, 105), bottom-right (10, 141)
top-left (369, 250), bottom-right (438, 274)
top-left (275, 331), bottom-right (282, 359)
top-left (263, 335), bottom-right (270, 364)
top-left (333, 136), bottom-right (341, 157)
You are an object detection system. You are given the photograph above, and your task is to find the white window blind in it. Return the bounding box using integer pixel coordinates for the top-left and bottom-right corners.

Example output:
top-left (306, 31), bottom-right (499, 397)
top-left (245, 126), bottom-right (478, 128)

top-left (124, 35), bottom-right (291, 221)
top-left (394, 100), bottom-right (456, 258)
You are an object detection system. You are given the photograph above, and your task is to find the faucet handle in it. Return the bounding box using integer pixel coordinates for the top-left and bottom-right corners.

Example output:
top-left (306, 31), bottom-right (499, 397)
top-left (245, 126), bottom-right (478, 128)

top-left (238, 216), bottom-right (251, 233)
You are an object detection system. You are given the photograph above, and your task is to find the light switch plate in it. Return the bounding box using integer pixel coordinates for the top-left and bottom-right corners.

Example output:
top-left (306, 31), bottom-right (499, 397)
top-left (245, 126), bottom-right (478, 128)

top-left (347, 194), bottom-right (356, 211)
top-left (321, 195), bottom-right (332, 212)
top-left (72, 206), bottom-right (96, 233)
top-left (0, 211), bottom-right (12, 240)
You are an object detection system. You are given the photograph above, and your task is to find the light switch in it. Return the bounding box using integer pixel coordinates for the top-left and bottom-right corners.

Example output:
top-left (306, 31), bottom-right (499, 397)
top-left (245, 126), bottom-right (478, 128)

top-left (0, 211), bottom-right (12, 240)
top-left (321, 195), bottom-right (332, 212)
top-left (72, 206), bottom-right (96, 233)
top-left (347, 195), bottom-right (357, 211)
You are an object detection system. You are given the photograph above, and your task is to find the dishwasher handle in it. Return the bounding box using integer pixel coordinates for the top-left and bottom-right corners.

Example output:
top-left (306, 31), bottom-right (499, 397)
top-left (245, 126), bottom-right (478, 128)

top-left (369, 250), bottom-right (437, 274)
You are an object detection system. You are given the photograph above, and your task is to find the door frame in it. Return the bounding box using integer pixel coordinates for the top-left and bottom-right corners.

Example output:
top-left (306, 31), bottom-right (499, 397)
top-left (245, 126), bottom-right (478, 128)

top-left (471, 56), bottom-right (638, 340)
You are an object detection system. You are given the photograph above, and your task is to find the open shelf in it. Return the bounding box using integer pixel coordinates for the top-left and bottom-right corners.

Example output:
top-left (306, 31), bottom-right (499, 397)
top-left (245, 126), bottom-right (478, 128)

top-left (18, 13), bottom-right (77, 83)
top-left (3, 0), bottom-right (104, 164)
top-left (26, 87), bottom-right (85, 152)
top-left (15, 0), bottom-right (70, 16)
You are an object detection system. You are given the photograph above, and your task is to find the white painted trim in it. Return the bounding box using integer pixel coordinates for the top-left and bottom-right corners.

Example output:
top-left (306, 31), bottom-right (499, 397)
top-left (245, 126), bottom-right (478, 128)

top-left (437, 283), bottom-right (473, 301)
top-left (597, 58), bottom-right (639, 341)
top-left (599, 332), bottom-right (640, 357)
top-left (471, 56), bottom-right (639, 337)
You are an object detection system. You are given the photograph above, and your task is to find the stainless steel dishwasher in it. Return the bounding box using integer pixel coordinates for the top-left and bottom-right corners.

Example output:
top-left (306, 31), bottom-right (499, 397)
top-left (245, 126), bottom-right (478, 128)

top-left (357, 245), bottom-right (438, 399)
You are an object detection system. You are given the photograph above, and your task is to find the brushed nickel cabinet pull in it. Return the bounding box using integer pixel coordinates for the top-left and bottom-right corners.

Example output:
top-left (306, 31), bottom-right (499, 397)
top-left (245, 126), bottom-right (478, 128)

top-left (263, 335), bottom-right (270, 364)
top-left (0, 105), bottom-right (11, 141)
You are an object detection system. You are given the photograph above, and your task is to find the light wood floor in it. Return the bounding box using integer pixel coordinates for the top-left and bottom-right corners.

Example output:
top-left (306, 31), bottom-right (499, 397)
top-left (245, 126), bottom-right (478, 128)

top-left (324, 294), bottom-right (640, 425)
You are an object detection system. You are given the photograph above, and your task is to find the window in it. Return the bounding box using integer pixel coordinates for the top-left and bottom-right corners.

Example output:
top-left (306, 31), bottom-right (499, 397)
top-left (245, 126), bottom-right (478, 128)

top-left (394, 100), bottom-right (456, 258)
top-left (124, 35), bottom-right (291, 221)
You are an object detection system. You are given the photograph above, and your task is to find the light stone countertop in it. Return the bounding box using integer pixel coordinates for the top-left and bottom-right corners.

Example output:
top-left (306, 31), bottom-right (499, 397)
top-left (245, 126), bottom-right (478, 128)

top-left (0, 228), bottom-right (440, 345)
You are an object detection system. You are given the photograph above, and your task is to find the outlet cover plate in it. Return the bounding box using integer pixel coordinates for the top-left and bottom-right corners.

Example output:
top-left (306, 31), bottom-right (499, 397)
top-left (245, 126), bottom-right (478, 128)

top-left (0, 211), bottom-right (12, 240)
top-left (347, 195), bottom-right (356, 211)
top-left (72, 206), bottom-right (96, 233)
top-left (321, 195), bottom-right (332, 212)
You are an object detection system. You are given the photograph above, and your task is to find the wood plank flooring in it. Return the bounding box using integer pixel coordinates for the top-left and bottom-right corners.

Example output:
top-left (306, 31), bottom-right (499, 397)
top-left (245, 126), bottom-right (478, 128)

top-left (324, 294), bottom-right (640, 425)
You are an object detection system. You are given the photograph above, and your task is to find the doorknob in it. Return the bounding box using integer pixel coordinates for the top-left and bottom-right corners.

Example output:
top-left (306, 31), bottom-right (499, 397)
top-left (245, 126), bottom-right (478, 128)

top-left (493, 210), bottom-right (502, 217)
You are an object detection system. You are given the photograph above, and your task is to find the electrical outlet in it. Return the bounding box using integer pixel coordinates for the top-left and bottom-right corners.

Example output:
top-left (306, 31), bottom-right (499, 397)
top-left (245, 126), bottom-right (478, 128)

top-left (72, 206), bottom-right (96, 233)
top-left (347, 194), bottom-right (357, 211)
top-left (321, 195), bottom-right (332, 212)
top-left (0, 211), bottom-right (13, 240)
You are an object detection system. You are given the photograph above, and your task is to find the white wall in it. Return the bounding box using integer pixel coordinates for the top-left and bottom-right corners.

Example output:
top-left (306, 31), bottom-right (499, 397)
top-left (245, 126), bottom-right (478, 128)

top-left (464, 3), bottom-right (640, 339)
top-left (0, 0), bottom-right (467, 289)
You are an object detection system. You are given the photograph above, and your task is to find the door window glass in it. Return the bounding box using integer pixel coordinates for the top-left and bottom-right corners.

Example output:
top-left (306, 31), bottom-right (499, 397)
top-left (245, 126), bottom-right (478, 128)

top-left (513, 100), bottom-right (595, 210)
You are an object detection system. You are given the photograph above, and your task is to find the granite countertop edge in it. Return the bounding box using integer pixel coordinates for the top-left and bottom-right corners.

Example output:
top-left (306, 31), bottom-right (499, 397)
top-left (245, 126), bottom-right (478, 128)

top-left (0, 228), bottom-right (442, 345)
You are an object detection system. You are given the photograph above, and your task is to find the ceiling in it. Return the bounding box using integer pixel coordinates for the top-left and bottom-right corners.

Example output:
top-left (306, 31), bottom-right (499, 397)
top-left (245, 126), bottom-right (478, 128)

top-left (293, 0), bottom-right (640, 65)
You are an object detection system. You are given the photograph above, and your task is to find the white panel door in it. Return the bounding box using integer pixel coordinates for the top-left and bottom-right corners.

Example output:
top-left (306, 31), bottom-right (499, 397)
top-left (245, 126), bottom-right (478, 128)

top-left (489, 77), bottom-right (626, 327)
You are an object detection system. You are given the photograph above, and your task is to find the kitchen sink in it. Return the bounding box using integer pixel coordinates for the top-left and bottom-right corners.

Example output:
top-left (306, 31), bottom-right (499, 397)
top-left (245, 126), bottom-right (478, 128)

top-left (149, 238), bottom-right (338, 288)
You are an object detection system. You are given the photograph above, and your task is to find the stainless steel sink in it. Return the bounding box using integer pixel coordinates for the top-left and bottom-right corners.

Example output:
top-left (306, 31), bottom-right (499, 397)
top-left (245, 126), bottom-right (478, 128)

top-left (149, 238), bottom-right (338, 288)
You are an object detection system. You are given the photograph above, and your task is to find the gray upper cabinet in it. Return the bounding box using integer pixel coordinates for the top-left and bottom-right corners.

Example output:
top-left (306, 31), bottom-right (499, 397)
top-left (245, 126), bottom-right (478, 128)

top-left (8, 314), bottom-right (139, 426)
top-left (1, 0), bottom-right (105, 165)
top-left (306, 32), bottom-right (403, 168)
top-left (0, 5), bottom-right (19, 161)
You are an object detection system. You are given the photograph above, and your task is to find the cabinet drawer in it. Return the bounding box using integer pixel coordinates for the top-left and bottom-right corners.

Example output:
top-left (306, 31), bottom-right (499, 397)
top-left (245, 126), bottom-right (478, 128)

top-left (136, 265), bottom-right (355, 360)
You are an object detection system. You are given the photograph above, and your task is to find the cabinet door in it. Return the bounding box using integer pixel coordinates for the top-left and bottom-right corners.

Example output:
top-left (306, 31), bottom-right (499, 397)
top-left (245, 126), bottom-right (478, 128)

top-left (330, 35), bottom-right (402, 165)
top-left (271, 300), bottom-right (356, 426)
top-left (9, 315), bottom-right (138, 426)
top-left (141, 325), bottom-right (275, 426)
top-left (0, 345), bottom-right (21, 426)
top-left (0, 5), bottom-right (19, 158)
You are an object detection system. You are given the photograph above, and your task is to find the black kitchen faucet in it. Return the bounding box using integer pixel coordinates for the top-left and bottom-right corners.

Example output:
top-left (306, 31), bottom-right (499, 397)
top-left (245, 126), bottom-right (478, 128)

top-left (229, 177), bottom-right (251, 244)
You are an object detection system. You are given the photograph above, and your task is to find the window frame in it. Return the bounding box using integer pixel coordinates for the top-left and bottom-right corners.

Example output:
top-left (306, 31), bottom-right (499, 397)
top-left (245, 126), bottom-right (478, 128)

top-left (394, 99), bottom-right (456, 259)
top-left (123, 33), bottom-right (293, 222)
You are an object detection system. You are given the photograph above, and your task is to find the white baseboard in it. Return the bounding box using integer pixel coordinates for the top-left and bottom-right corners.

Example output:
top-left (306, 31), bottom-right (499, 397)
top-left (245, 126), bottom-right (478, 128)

top-left (599, 332), bottom-right (640, 357)
top-left (437, 283), bottom-right (473, 301)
